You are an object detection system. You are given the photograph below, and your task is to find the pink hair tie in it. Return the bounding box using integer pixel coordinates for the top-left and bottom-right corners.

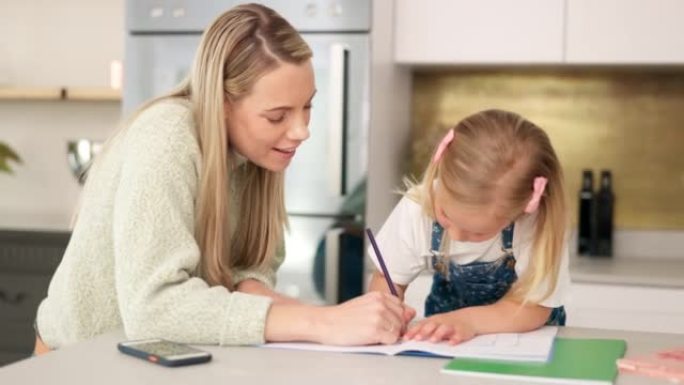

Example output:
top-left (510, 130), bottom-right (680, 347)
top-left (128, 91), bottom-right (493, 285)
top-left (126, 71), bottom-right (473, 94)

top-left (432, 129), bottom-right (454, 164)
top-left (524, 177), bottom-right (548, 214)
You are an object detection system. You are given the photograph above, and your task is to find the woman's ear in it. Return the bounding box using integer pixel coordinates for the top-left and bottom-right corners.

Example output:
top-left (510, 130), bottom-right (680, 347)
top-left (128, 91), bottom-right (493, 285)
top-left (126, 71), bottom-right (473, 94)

top-left (223, 98), bottom-right (236, 129)
top-left (223, 98), bottom-right (232, 116)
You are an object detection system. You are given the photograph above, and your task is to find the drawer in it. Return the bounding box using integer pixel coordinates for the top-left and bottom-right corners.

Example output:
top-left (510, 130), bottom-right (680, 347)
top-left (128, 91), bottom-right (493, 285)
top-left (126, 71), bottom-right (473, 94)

top-left (566, 307), bottom-right (684, 334)
top-left (0, 229), bottom-right (69, 275)
top-left (567, 283), bottom-right (684, 313)
top-left (0, 320), bottom-right (34, 352)
top-left (0, 273), bottom-right (51, 321)
top-left (0, 350), bottom-right (30, 367)
top-left (566, 282), bottom-right (684, 334)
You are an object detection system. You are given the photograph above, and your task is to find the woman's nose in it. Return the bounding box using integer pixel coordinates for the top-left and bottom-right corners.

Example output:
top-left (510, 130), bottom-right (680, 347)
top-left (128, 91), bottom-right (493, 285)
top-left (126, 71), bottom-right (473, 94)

top-left (287, 120), bottom-right (310, 141)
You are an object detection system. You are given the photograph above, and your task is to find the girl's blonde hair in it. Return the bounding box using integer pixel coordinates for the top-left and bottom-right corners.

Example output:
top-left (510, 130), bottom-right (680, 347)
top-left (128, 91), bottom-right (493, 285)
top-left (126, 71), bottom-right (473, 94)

top-left (91, 4), bottom-right (312, 289)
top-left (410, 109), bottom-right (567, 304)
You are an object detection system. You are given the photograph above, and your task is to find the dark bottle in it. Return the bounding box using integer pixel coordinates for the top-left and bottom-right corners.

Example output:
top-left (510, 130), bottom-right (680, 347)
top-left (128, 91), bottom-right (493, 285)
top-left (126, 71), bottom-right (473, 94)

top-left (577, 170), bottom-right (595, 255)
top-left (595, 170), bottom-right (614, 257)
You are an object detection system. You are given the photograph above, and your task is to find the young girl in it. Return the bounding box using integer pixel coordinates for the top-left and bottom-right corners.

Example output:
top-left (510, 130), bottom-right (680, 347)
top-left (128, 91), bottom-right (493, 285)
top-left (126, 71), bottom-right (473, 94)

top-left (35, 4), bottom-right (408, 353)
top-left (369, 109), bottom-right (569, 344)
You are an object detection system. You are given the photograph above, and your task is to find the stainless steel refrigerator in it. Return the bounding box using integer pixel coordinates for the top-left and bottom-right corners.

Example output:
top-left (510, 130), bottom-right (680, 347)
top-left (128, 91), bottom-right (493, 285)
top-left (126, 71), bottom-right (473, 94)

top-left (123, 0), bottom-right (370, 304)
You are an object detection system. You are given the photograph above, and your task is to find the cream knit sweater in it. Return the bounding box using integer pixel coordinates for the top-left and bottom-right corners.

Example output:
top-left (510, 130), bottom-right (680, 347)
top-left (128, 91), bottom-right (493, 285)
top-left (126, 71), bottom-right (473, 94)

top-left (36, 99), bottom-right (282, 349)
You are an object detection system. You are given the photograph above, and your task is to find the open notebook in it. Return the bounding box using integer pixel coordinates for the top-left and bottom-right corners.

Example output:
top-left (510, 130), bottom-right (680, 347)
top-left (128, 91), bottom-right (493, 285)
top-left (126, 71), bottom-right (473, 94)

top-left (261, 326), bottom-right (557, 362)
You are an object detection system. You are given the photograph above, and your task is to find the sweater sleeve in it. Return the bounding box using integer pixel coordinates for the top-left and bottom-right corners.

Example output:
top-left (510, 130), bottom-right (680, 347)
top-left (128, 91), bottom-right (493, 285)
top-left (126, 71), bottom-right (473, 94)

top-left (232, 241), bottom-right (285, 289)
top-left (112, 105), bottom-right (272, 346)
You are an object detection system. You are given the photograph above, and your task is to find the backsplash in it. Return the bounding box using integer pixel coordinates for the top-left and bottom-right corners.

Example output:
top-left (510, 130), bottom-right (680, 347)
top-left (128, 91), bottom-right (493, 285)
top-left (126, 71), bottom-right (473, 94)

top-left (410, 68), bottom-right (684, 230)
top-left (0, 101), bottom-right (120, 230)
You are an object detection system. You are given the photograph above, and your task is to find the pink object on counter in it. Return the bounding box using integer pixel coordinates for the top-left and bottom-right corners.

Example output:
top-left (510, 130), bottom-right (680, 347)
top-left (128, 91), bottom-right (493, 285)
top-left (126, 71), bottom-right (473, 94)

top-left (617, 347), bottom-right (684, 383)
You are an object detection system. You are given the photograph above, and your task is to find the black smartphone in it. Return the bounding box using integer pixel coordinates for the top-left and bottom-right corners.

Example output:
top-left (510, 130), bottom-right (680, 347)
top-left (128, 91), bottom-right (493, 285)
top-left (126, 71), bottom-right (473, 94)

top-left (117, 338), bottom-right (212, 367)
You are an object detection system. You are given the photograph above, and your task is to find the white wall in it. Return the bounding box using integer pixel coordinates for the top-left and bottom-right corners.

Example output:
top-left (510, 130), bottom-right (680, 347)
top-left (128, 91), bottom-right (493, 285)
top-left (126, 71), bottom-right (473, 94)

top-left (366, 0), bottom-right (412, 232)
top-left (0, 0), bottom-right (124, 230)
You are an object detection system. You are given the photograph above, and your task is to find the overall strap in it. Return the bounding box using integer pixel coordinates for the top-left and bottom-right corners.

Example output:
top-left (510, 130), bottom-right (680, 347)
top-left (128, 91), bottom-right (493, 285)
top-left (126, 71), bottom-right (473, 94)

top-left (430, 222), bottom-right (444, 252)
top-left (501, 223), bottom-right (515, 255)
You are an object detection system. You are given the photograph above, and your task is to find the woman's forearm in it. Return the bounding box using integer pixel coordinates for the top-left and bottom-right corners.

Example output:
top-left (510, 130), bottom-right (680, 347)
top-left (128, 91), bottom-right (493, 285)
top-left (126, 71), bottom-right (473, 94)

top-left (236, 279), bottom-right (300, 304)
top-left (264, 292), bottom-right (410, 346)
top-left (264, 303), bottom-right (323, 342)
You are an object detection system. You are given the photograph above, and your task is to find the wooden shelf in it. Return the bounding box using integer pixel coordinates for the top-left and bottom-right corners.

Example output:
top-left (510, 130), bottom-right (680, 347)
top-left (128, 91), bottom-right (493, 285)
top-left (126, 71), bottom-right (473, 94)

top-left (0, 86), bottom-right (121, 101)
top-left (0, 87), bottom-right (62, 100)
top-left (65, 87), bottom-right (121, 101)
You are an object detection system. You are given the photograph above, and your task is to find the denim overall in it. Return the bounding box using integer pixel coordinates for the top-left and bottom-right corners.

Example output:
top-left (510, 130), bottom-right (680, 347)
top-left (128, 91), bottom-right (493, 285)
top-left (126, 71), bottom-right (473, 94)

top-left (424, 222), bottom-right (566, 325)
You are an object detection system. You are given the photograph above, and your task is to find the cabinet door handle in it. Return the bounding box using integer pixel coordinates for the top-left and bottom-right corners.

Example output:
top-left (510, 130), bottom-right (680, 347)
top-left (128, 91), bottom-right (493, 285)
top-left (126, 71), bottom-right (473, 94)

top-left (0, 290), bottom-right (26, 305)
top-left (324, 228), bottom-right (345, 304)
top-left (327, 44), bottom-right (349, 198)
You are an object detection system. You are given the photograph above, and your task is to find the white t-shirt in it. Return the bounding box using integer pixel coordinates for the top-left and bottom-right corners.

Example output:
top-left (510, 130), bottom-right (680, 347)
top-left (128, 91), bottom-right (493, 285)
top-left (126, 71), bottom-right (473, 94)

top-left (369, 196), bottom-right (570, 308)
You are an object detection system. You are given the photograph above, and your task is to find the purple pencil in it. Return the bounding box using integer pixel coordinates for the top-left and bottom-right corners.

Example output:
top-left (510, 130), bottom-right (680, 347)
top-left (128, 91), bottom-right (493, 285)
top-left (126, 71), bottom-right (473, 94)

top-left (365, 228), bottom-right (398, 297)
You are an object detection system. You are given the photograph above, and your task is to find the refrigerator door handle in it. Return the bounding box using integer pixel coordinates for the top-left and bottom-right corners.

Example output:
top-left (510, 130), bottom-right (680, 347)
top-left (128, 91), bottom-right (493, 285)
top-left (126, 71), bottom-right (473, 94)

top-left (327, 44), bottom-right (349, 198)
top-left (324, 227), bottom-right (344, 304)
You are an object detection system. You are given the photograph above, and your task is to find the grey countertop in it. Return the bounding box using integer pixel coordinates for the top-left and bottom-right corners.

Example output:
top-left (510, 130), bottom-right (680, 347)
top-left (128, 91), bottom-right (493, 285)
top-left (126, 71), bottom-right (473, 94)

top-left (570, 255), bottom-right (684, 289)
top-left (0, 212), bottom-right (71, 232)
top-left (1, 327), bottom-right (683, 385)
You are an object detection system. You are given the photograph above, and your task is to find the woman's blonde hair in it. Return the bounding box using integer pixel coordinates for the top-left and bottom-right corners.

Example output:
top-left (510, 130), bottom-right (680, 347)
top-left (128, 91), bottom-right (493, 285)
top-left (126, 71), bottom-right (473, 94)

top-left (92, 4), bottom-right (312, 289)
top-left (410, 109), bottom-right (567, 304)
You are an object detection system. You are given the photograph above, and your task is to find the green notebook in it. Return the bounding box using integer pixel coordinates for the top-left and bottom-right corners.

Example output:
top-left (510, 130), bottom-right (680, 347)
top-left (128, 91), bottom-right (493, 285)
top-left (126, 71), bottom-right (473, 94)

top-left (442, 338), bottom-right (627, 385)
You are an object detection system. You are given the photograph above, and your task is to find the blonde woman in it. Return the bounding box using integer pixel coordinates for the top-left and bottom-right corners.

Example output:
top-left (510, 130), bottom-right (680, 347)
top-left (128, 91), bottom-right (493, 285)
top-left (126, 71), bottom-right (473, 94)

top-left (369, 109), bottom-right (570, 344)
top-left (35, 4), bottom-right (410, 353)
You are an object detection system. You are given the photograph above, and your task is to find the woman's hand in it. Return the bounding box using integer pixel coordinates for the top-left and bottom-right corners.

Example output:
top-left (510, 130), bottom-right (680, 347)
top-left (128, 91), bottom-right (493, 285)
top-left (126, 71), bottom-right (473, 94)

top-left (403, 310), bottom-right (476, 345)
top-left (316, 291), bottom-right (414, 346)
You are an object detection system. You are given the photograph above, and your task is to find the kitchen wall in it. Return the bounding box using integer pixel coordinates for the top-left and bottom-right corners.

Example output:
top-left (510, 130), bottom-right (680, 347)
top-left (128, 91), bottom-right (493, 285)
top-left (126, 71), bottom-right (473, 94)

top-left (0, 102), bottom-right (119, 228)
top-left (0, 0), bottom-right (123, 229)
top-left (0, 0), bottom-right (124, 87)
top-left (409, 68), bottom-right (684, 256)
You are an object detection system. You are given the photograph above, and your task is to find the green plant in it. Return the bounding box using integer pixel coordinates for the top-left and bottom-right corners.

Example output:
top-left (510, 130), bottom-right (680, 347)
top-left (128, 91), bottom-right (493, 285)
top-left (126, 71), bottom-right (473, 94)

top-left (0, 142), bottom-right (21, 174)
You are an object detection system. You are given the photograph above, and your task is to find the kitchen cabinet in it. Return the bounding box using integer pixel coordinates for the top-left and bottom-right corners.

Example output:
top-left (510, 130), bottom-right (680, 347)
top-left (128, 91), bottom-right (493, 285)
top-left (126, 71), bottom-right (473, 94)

top-left (3, 0), bottom-right (123, 97)
top-left (0, 230), bottom-right (69, 366)
top-left (394, 0), bottom-right (565, 64)
top-left (565, 282), bottom-right (684, 334)
top-left (396, 0), bottom-right (684, 65)
top-left (565, 0), bottom-right (684, 63)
